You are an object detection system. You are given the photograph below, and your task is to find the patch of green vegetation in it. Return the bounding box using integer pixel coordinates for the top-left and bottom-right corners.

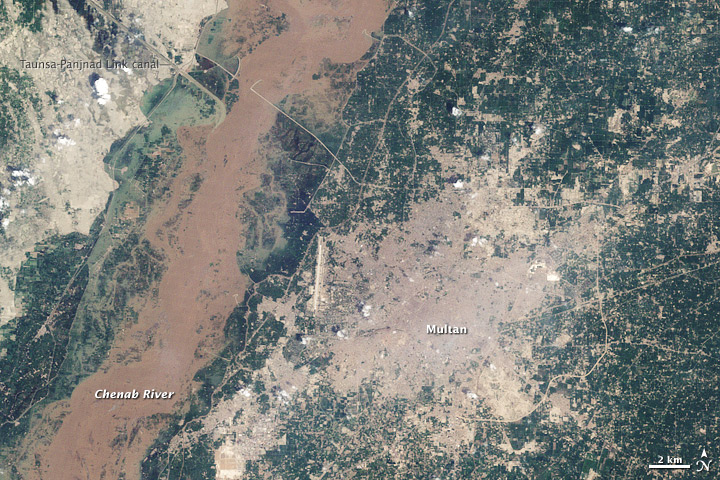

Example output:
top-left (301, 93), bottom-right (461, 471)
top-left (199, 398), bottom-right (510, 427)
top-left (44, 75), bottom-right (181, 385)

top-left (271, 117), bottom-right (335, 210)
top-left (0, 232), bottom-right (94, 444)
top-left (241, 383), bottom-right (483, 479)
top-left (237, 116), bottom-right (330, 282)
top-left (140, 78), bottom-right (174, 116)
top-left (142, 418), bottom-right (217, 480)
top-left (0, 66), bottom-right (40, 154)
top-left (190, 66), bottom-right (229, 100)
top-left (195, 10), bottom-right (234, 66)
top-left (254, 275), bottom-right (289, 300)
top-left (241, 210), bottom-right (319, 283)
top-left (279, 94), bottom-right (346, 154)
top-left (12, 0), bottom-right (43, 31)
top-left (344, 37), bottom-right (423, 124)
top-left (499, 188), bottom-right (720, 477)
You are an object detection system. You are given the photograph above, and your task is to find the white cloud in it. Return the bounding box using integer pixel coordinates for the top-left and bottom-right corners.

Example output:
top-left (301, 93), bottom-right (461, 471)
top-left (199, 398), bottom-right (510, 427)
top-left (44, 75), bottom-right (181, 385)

top-left (94, 77), bottom-right (111, 105)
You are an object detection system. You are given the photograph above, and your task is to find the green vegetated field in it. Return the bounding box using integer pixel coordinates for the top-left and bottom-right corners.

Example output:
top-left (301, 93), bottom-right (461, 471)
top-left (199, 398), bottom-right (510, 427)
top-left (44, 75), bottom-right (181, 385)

top-left (140, 0), bottom-right (720, 478)
top-left (0, 67), bottom-right (40, 184)
top-left (0, 233), bottom-right (94, 435)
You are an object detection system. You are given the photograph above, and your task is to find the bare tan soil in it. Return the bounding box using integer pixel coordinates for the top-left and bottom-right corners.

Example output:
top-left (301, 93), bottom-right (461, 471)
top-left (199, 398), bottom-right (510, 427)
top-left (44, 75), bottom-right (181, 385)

top-left (30, 1), bottom-right (390, 479)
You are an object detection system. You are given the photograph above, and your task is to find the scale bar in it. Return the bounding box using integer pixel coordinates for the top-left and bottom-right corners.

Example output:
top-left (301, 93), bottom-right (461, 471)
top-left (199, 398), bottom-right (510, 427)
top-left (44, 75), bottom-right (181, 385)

top-left (649, 464), bottom-right (691, 469)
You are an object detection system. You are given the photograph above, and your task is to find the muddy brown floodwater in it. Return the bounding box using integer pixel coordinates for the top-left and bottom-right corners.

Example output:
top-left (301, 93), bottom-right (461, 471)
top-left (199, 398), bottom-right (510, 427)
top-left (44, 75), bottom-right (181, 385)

top-left (32, 1), bottom-right (389, 478)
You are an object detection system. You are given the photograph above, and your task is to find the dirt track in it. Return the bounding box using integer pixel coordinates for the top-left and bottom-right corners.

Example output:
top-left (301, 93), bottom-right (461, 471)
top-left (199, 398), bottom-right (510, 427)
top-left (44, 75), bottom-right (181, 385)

top-left (33, 1), bottom-right (389, 478)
